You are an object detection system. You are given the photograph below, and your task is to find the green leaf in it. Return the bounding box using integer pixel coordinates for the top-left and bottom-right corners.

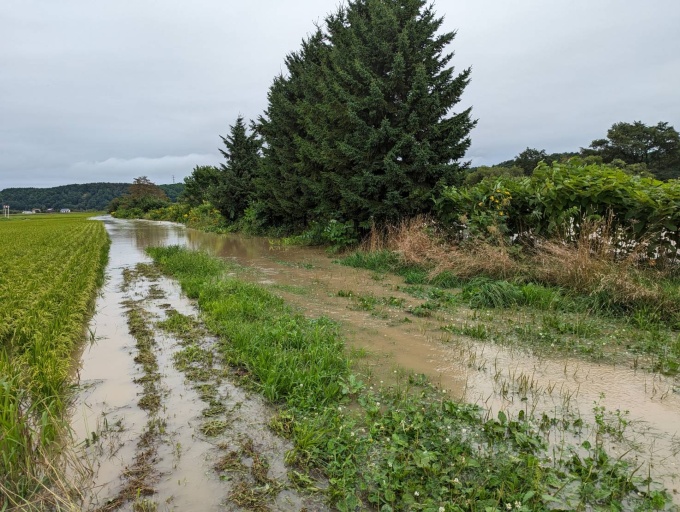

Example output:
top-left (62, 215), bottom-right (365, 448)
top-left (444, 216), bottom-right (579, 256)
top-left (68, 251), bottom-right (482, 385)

top-left (498, 410), bottom-right (507, 424)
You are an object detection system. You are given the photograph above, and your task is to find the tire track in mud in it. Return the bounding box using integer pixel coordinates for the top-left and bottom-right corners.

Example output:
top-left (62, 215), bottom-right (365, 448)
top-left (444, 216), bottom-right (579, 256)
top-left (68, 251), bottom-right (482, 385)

top-left (83, 262), bottom-right (328, 511)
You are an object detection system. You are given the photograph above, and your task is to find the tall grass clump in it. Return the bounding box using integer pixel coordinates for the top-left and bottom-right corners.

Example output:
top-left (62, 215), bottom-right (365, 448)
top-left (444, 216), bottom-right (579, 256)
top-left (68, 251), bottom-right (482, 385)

top-left (148, 246), bottom-right (672, 510)
top-left (0, 214), bottom-right (109, 508)
top-left (461, 277), bottom-right (525, 309)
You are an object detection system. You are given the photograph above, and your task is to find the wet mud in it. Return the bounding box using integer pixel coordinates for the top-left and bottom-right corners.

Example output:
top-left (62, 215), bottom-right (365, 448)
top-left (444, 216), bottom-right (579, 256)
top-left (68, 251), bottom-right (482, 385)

top-left (73, 217), bottom-right (680, 508)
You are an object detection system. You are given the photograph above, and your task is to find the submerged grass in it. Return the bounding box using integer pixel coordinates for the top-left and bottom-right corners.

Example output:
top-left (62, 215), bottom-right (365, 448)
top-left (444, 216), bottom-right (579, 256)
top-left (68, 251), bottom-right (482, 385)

top-left (340, 250), bottom-right (680, 372)
top-left (148, 245), bottom-right (673, 511)
top-left (344, 211), bottom-right (680, 329)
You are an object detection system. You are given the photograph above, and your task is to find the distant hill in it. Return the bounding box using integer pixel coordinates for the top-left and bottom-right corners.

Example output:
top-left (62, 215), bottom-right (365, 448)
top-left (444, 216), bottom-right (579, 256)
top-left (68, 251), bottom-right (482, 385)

top-left (0, 182), bottom-right (184, 212)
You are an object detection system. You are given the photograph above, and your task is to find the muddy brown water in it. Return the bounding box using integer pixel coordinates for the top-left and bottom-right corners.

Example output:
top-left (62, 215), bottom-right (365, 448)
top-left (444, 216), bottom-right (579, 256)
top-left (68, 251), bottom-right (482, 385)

top-left (73, 216), bottom-right (680, 509)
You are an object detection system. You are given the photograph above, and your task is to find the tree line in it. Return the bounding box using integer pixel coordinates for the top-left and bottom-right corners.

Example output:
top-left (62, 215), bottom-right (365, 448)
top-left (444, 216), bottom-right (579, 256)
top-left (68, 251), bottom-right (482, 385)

top-left (0, 182), bottom-right (183, 212)
top-left (182, 0), bottom-right (475, 237)
top-left (469, 120), bottom-right (680, 184)
top-left (181, 0), bottom-right (679, 239)
top-left (127, 0), bottom-right (679, 244)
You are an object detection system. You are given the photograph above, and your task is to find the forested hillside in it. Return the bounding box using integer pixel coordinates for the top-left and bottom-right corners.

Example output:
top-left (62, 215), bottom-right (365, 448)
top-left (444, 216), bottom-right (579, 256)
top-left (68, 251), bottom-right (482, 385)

top-left (0, 182), bottom-right (183, 212)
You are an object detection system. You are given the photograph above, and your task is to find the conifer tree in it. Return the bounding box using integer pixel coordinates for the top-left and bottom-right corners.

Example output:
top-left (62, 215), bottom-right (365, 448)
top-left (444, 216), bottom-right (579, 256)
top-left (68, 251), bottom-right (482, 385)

top-left (212, 116), bottom-right (260, 221)
top-left (256, 31), bottom-right (329, 229)
top-left (317, 0), bottom-right (476, 224)
top-left (257, 0), bottom-right (475, 230)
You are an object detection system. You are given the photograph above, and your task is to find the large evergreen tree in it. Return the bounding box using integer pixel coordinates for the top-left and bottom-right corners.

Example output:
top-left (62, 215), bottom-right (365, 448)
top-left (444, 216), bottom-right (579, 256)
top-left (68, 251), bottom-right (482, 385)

top-left (257, 0), bottom-right (475, 230)
top-left (256, 31), bottom-right (329, 229)
top-left (320, 0), bottom-right (475, 224)
top-left (212, 116), bottom-right (261, 221)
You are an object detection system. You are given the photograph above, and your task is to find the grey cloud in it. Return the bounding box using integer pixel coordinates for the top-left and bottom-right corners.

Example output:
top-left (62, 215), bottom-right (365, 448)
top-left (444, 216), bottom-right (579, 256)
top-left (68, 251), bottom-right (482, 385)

top-left (1, 0), bottom-right (679, 189)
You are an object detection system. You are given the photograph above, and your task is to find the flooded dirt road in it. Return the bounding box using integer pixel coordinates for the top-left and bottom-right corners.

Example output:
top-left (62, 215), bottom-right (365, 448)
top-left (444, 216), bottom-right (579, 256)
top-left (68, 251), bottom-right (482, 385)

top-left (73, 218), bottom-right (328, 511)
top-left (74, 217), bottom-right (679, 509)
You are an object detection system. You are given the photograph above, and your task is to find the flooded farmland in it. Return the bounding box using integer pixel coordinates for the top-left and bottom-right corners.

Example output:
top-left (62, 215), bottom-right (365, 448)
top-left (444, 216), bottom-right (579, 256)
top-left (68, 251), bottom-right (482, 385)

top-left (72, 216), bottom-right (680, 510)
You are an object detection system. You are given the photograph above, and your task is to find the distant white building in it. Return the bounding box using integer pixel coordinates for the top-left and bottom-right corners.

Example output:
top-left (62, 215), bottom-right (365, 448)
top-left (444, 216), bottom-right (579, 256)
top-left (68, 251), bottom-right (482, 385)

top-left (60, 208), bottom-right (71, 213)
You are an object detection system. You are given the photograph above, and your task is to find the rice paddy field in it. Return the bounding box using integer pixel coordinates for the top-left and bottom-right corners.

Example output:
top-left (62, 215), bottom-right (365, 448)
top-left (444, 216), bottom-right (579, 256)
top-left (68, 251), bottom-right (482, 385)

top-left (0, 213), bottom-right (109, 507)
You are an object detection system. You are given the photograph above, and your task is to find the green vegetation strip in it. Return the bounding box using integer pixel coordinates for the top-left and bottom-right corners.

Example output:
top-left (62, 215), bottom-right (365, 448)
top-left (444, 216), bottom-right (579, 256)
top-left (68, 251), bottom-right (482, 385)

top-left (0, 213), bottom-right (110, 506)
top-left (341, 250), bottom-right (680, 373)
top-left (148, 246), bottom-right (671, 511)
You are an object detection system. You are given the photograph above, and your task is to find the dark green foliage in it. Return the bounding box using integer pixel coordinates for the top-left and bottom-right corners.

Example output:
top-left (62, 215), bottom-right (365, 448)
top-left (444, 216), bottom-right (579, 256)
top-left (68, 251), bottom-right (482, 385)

top-left (514, 147), bottom-right (551, 175)
top-left (255, 31), bottom-right (329, 230)
top-left (464, 165), bottom-right (524, 186)
top-left (495, 150), bottom-right (577, 172)
top-left (0, 182), bottom-right (183, 212)
top-left (109, 176), bottom-right (170, 217)
top-left (583, 121), bottom-right (680, 180)
top-left (256, 0), bottom-right (475, 233)
top-left (158, 183), bottom-right (185, 202)
top-left (212, 116), bottom-right (261, 221)
top-left (321, 0), bottom-right (475, 224)
top-left (437, 159), bottom-right (680, 259)
top-left (181, 165), bottom-right (221, 207)
top-left (1, 183), bottom-right (129, 211)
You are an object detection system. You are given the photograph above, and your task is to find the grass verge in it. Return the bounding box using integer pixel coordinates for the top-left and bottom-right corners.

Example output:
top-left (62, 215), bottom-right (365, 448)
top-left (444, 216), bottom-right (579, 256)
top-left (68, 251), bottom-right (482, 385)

top-left (148, 245), bottom-right (673, 511)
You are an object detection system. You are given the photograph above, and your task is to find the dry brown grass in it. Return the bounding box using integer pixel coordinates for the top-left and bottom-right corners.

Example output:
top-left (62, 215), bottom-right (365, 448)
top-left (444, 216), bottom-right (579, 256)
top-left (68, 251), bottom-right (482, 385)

top-left (531, 218), bottom-right (666, 308)
top-left (365, 215), bottom-right (673, 315)
top-left (366, 216), bottom-right (523, 280)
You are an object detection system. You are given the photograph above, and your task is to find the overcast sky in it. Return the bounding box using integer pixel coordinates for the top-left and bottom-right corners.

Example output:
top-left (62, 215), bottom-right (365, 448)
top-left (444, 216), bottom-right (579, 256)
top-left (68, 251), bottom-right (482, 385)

top-left (1, 1), bottom-right (679, 189)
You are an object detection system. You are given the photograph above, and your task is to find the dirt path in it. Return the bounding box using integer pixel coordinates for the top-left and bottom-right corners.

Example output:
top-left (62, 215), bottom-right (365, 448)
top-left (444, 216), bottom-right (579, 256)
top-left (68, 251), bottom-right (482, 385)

top-left (72, 219), bottom-right (328, 511)
top-left (72, 218), bottom-right (680, 508)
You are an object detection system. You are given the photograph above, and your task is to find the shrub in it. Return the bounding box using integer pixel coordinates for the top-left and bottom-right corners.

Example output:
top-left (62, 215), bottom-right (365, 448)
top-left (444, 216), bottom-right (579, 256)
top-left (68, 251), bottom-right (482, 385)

top-left (436, 159), bottom-right (680, 263)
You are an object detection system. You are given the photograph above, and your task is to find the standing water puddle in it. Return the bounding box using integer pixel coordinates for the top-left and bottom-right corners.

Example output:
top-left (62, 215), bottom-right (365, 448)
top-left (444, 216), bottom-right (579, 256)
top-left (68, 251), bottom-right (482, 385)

top-left (74, 217), bottom-right (680, 508)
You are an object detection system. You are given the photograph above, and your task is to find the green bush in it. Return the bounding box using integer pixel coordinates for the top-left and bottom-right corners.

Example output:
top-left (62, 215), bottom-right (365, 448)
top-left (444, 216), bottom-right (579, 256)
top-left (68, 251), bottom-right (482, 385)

top-left (436, 159), bottom-right (680, 260)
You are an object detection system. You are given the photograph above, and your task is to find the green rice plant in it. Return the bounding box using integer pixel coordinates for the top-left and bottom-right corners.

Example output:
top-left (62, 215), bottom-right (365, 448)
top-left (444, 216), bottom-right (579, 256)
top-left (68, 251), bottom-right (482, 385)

top-left (0, 214), bottom-right (109, 506)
